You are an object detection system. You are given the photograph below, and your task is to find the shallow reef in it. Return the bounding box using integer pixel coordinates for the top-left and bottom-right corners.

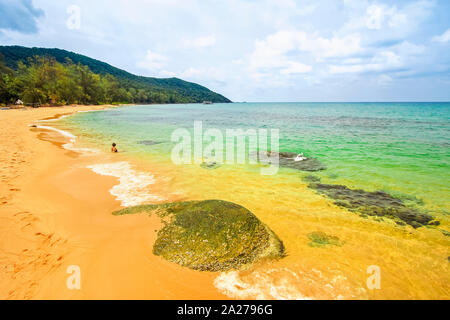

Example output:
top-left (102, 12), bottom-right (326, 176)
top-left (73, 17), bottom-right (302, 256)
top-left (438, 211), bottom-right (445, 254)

top-left (303, 175), bottom-right (322, 183)
top-left (200, 161), bottom-right (222, 170)
top-left (257, 151), bottom-right (326, 172)
top-left (307, 231), bottom-right (344, 248)
top-left (113, 200), bottom-right (285, 271)
top-left (137, 140), bottom-right (164, 146)
top-left (304, 177), bottom-right (436, 228)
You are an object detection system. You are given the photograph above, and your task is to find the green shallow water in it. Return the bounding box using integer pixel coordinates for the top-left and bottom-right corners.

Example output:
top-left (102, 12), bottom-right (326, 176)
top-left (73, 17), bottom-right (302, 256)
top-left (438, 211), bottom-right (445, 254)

top-left (61, 102), bottom-right (450, 215)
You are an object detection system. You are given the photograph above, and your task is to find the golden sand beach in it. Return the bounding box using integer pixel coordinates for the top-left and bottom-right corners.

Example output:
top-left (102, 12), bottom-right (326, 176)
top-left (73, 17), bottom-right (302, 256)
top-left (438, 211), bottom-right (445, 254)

top-left (0, 105), bottom-right (449, 300)
top-left (0, 105), bottom-right (227, 299)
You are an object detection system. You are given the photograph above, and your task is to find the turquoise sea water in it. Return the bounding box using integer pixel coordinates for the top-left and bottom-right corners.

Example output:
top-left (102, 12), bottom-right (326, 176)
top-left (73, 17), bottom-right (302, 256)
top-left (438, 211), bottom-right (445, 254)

top-left (62, 102), bottom-right (450, 214)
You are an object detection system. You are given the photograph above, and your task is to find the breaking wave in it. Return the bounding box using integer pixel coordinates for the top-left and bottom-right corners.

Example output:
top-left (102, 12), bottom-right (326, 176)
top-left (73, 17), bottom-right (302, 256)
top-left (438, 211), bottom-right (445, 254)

top-left (214, 268), bottom-right (359, 300)
top-left (87, 161), bottom-right (165, 207)
top-left (35, 124), bottom-right (100, 155)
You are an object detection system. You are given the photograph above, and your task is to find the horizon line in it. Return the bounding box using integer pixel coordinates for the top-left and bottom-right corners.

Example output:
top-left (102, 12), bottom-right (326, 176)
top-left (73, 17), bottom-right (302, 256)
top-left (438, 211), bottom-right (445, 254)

top-left (229, 101), bottom-right (450, 103)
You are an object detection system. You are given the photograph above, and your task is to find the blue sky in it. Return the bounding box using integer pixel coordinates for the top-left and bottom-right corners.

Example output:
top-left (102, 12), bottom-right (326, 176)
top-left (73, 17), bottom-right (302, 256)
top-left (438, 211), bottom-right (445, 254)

top-left (0, 0), bottom-right (449, 102)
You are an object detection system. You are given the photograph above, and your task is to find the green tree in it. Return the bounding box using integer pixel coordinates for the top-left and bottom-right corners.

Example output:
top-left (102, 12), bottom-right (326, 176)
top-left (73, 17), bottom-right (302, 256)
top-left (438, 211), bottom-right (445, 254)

top-left (0, 54), bottom-right (15, 104)
top-left (16, 57), bottom-right (64, 104)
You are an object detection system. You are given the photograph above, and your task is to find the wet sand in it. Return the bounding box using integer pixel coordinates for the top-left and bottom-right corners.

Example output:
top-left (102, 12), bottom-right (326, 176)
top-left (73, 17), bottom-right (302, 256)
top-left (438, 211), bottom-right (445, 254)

top-left (0, 106), bottom-right (226, 299)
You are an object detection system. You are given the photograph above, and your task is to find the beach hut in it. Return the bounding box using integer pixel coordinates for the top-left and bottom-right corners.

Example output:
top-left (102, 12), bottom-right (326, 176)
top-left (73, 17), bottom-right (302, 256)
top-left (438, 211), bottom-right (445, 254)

top-left (10, 99), bottom-right (25, 109)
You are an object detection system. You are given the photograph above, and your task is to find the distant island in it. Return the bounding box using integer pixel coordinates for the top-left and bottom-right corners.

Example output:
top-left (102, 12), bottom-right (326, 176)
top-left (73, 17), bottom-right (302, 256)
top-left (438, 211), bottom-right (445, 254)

top-left (0, 46), bottom-right (231, 106)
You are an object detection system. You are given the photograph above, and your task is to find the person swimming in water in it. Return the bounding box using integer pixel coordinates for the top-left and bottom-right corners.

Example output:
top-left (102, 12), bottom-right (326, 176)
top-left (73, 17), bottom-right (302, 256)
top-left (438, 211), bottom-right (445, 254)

top-left (111, 143), bottom-right (118, 153)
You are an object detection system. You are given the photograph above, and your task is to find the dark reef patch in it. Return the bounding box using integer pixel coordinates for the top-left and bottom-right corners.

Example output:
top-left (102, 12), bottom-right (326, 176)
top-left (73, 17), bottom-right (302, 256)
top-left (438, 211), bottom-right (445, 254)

top-left (303, 175), bottom-right (321, 183)
top-left (257, 151), bottom-right (326, 172)
top-left (137, 140), bottom-right (163, 146)
top-left (442, 230), bottom-right (450, 237)
top-left (200, 161), bottom-right (222, 170)
top-left (113, 200), bottom-right (285, 271)
top-left (306, 180), bottom-right (435, 228)
top-left (307, 231), bottom-right (344, 248)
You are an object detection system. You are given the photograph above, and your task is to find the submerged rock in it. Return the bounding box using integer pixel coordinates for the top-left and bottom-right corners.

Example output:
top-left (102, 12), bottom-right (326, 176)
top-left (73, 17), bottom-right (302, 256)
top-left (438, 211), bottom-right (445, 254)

top-left (307, 182), bottom-right (434, 228)
top-left (257, 151), bottom-right (326, 172)
top-left (303, 175), bottom-right (321, 183)
top-left (442, 230), bottom-right (450, 237)
top-left (279, 154), bottom-right (326, 172)
top-left (200, 161), bottom-right (222, 170)
top-left (137, 140), bottom-right (163, 146)
top-left (307, 231), bottom-right (344, 248)
top-left (113, 200), bottom-right (285, 271)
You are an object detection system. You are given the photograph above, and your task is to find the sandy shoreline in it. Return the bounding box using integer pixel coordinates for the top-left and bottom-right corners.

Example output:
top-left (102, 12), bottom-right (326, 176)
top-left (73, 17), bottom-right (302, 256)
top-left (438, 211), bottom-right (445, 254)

top-left (0, 105), bottom-right (227, 299)
top-left (1, 105), bottom-right (449, 300)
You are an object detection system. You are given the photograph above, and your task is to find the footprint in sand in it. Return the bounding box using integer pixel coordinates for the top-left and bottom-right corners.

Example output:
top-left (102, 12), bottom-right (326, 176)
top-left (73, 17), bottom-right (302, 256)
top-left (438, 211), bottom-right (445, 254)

top-left (20, 213), bottom-right (39, 223)
top-left (21, 223), bottom-right (32, 230)
top-left (14, 211), bottom-right (29, 216)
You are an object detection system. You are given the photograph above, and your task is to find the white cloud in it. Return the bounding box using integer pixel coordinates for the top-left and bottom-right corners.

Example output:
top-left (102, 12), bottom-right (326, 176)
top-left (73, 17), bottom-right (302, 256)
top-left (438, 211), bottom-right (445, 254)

top-left (432, 29), bottom-right (450, 43)
top-left (181, 66), bottom-right (226, 79)
top-left (313, 34), bottom-right (362, 57)
top-left (377, 74), bottom-right (393, 85)
top-left (247, 30), bottom-right (361, 78)
top-left (365, 4), bottom-right (407, 30)
top-left (329, 50), bottom-right (403, 74)
top-left (395, 41), bottom-right (425, 55)
top-left (267, 0), bottom-right (296, 8)
top-left (280, 62), bottom-right (312, 75)
top-left (180, 67), bottom-right (204, 77)
top-left (183, 35), bottom-right (216, 48)
top-left (366, 5), bottom-right (385, 30)
top-left (252, 30), bottom-right (361, 61)
top-left (160, 66), bottom-right (225, 81)
top-left (6, 0), bottom-right (446, 101)
top-left (158, 70), bottom-right (176, 77)
top-left (327, 40), bottom-right (426, 75)
top-left (137, 50), bottom-right (167, 71)
top-left (344, 0), bottom-right (433, 37)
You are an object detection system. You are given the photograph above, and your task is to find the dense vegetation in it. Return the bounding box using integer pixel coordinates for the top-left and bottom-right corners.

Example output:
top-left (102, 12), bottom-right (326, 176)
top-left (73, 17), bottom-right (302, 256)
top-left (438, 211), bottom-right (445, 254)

top-left (0, 46), bottom-right (231, 105)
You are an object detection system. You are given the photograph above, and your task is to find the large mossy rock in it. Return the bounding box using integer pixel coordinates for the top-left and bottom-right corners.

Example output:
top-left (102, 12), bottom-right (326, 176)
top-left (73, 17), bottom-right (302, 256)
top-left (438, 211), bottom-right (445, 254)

top-left (113, 200), bottom-right (285, 271)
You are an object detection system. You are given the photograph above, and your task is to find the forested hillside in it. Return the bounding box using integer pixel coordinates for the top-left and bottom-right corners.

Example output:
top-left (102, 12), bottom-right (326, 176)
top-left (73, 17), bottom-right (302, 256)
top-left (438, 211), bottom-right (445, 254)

top-left (0, 46), bottom-right (231, 105)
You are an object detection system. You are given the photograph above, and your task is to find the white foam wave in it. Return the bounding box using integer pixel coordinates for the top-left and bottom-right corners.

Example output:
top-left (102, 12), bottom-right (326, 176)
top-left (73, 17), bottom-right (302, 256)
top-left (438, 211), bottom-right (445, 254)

top-left (35, 125), bottom-right (76, 139)
top-left (77, 109), bottom-right (102, 113)
top-left (37, 114), bottom-right (70, 122)
top-left (214, 268), bottom-right (356, 300)
top-left (35, 125), bottom-right (99, 155)
top-left (87, 161), bottom-right (164, 207)
top-left (37, 109), bottom-right (101, 123)
top-left (214, 270), bottom-right (313, 300)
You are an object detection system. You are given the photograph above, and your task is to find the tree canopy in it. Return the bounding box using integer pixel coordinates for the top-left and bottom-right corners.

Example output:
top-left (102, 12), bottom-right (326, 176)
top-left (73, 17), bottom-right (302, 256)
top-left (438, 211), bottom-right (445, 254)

top-left (0, 46), bottom-right (231, 105)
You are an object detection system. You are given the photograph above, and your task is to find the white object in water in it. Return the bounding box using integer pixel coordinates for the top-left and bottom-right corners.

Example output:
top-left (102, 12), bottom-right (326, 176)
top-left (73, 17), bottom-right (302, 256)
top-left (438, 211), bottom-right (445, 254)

top-left (294, 153), bottom-right (307, 162)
